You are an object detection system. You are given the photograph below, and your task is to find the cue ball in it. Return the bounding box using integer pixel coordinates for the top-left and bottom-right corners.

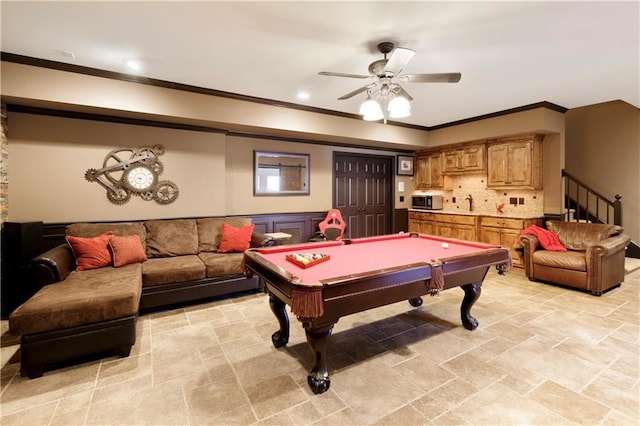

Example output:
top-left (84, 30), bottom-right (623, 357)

top-left (441, 242), bottom-right (449, 249)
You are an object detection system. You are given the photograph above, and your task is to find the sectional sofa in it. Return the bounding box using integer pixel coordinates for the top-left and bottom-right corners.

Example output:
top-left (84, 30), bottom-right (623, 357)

top-left (8, 217), bottom-right (273, 378)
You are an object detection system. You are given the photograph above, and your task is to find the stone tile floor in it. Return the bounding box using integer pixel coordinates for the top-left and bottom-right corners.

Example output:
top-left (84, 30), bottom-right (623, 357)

top-left (1, 259), bottom-right (638, 425)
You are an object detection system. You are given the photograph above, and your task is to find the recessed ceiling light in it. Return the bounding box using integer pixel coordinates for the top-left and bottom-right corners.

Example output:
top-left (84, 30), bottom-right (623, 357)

top-left (297, 91), bottom-right (310, 100)
top-left (59, 50), bottom-right (75, 59)
top-left (125, 60), bottom-right (141, 71)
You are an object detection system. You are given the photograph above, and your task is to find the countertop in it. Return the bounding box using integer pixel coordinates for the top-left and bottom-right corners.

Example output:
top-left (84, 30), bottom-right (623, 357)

top-left (408, 208), bottom-right (543, 220)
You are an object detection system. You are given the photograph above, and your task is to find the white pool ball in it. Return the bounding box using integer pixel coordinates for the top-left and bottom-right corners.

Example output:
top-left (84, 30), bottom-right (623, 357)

top-left (441, 242), bottom-right (449, 249)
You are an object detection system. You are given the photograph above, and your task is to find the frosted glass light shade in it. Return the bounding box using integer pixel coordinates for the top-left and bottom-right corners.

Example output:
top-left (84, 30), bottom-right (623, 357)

top-left (388, 96), bottom-right (411, 118)
top-left (360, 99), bottom-right (384, 121)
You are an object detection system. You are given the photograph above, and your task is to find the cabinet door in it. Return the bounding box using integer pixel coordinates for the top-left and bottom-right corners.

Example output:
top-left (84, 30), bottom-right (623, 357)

top-left (415, 155), bottom-right (429, 189)
top-left (501, 228), bottom-right (523, 263)
top-left (435, 223), bottom-right (455, 238)
top-left (443, 150), bottom-right (461, 173)
top-left (487, 143), bottom-right (509, 186)
top-left (479, 226), bottom-right (502, 246)
top-left (507, 142), bottom-right (532, 186)
top-left (462, 145), bottom-right (485, 172)
top-left (456, 225), bottom-right (477, 241)
top-left (428, 153), bottom-right (443, 188)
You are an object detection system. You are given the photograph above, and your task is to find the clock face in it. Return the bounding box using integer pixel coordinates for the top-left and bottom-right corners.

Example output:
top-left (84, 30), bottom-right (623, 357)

top-left (126, 166), bottom-right (155, 191)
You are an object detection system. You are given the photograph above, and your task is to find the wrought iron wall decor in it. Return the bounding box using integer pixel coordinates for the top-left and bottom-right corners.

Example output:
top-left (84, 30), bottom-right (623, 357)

top-left (84, 144), bottom-right (179, 205)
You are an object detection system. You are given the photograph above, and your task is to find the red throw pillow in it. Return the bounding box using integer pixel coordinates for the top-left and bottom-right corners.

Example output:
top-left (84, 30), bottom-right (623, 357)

top-left (109, 235), bottom-right (148, 267)
top-left (66, 232), bottom-right (114, 271)
top-left (217, 223), bottom-right (255, 253)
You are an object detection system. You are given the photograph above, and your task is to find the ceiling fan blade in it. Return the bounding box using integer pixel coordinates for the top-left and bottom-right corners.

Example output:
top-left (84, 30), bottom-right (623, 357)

top-left (337, 85), bottom-right (370, 100)
top-left (318, 71), bottom-right (369, 79)
top-left (383, 47), bottom-right (415, 75)
top-left (403, 72), bottom-right (462, 83)
top-left (398, 86), bottom-right (414, 101)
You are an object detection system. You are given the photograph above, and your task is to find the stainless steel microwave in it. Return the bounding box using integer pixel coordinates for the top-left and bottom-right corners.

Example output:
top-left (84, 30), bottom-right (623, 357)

top-left (412, 194), bottom-right (443, 210)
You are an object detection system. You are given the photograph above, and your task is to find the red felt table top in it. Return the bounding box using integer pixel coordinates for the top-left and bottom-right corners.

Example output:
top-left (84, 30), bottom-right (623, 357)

top-left (255, 233), bottom-right (497, 285)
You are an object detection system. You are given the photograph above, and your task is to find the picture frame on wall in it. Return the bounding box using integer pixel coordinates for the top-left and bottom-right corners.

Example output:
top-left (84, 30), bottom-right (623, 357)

top-left (396, 155), bottom-right (414, 176)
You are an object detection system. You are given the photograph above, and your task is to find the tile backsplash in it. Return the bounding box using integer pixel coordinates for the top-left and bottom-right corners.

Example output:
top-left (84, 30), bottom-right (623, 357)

top-left (414, 174), bottom-right (544, 217)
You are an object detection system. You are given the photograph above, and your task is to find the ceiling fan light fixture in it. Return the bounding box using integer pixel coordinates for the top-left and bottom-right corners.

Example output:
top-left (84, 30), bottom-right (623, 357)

top-left (360, 98), bottom-right (384, 121)
top-left (388, 95), bottom-right (411, 118)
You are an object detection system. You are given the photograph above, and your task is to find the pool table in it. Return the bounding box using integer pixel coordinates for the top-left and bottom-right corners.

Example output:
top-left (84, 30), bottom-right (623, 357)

top-left (244, 232), bottom-right (511, 394)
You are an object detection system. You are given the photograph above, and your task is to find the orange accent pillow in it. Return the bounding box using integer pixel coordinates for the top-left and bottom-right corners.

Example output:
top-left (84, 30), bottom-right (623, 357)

top-left (217, 223), bottom-right (255, 253)
top-left (109, 235), bottom-right (148, 267)
top-left (66, 232), bottom-right (114, 271)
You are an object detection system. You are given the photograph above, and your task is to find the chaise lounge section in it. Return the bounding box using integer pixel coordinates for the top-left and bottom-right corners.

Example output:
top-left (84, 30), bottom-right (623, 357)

top-left (9, 216), bottom-right (273, 378)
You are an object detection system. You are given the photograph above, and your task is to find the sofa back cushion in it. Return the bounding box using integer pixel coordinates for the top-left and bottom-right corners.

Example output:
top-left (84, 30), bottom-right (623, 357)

top-left (66, 222), bottom-right (147, 250)
top-left (546, 221), bottom-right (622, 251)
top-left (197, 217), bottom-right (253, 252)
top-left (145, 219), bottom-right (198, 258)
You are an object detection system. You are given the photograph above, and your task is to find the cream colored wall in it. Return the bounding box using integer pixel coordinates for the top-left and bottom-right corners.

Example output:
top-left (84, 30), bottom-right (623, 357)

top-left (7, 112), bottom-right (228, 222)
top-left (565, 100), bottom-right (639, 242)
top-left (224, 136), bottom-right (333, 215)
top-left (6, 112), bottom-right (415, 222)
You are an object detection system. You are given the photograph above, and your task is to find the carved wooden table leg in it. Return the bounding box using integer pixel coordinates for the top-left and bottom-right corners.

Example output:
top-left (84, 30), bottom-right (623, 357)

top-left (269, 294), bottom-right (290, 348)
top-left (460, 282), bottom-right (481, 331)
top-left (305, 323), bottom-right (335, 394)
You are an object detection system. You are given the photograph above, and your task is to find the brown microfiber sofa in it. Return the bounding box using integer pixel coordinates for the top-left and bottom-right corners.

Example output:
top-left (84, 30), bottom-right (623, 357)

top-left (9, 217), bottom-right (273, 378)
top-left (518, 220), bottom-right (630, 295)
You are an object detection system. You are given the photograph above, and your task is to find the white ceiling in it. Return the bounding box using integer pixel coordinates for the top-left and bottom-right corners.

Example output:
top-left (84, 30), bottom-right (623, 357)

top-left (1, 1), bottom-right (638, 127)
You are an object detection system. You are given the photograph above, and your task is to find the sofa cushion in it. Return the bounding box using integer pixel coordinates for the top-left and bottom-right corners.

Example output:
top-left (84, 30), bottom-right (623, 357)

top-left (66, 222), bottom-right (147, 250)
top-left (532, 250), bottom-right (586, 272)
top-left (198, 252), bottom-right (245, 277)
top-left (66, 232), bottom-right (114, 271)
top-left (9, 264), bottom-right (142, 335)
top-left (145, 219), bottom-right (198, 258)
top-left (196, 217), bottom-right (253, 252)
top-left (109, 235), bottom-right (148, 267)
top-left (141, 255), bottom-right (206, 287)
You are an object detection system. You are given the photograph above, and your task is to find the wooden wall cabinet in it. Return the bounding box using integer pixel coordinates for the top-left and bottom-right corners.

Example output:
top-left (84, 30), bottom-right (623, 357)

top-left (479, 216), bottom-right (541, 267)
top-left (487, 134), bottom-right (543, 189)
top-left (442, 144), bottom-right (486, 174)
top-left (415, 152), bottom-right (443, 189)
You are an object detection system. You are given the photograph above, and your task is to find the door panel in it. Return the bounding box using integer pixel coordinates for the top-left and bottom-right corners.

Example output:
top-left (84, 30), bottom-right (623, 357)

top-left (334, 153), bottom-right (392, 238)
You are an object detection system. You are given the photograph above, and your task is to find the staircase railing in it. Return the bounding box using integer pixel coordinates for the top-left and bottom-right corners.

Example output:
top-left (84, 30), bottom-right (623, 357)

top-left (562, 169), bottom-right (622, 226)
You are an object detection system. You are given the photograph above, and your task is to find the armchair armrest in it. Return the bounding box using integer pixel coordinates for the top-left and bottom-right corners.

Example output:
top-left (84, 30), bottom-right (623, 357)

top-left (251, 232), bottom-right (275, 248)
top-left (587, 233), bottom-right (631, 263)
top-left (518, 234), bottom-right (541, 277)
top-left (30, 243), bottom-right (74, 287)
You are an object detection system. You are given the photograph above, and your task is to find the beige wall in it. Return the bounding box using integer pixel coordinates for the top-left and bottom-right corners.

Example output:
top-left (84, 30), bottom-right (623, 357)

top-left (7, 113), bottom-right (228, 222)
top-left (6, 112), bottom-right (415, 222)
top-left (566, 100), bottom-right (640, 242)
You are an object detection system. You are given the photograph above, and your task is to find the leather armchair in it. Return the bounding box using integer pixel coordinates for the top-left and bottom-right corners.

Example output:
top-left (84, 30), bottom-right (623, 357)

top-left (518, 221), bottom-right (630, 295)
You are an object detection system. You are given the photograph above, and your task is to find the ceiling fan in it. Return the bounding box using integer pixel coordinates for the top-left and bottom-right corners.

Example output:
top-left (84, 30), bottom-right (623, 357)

top-left (319, 42), bottom-right (461, 122)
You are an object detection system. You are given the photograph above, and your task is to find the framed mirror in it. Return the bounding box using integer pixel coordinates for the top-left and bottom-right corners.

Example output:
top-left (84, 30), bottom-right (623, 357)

top-left (254, 151), bottom-right (310, 195)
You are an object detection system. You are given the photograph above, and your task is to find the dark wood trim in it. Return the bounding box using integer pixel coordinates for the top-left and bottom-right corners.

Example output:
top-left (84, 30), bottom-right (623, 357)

top-left (2, 52), bottom-right (567, 132)
top-left (428, 101), bottom-right (568, 131)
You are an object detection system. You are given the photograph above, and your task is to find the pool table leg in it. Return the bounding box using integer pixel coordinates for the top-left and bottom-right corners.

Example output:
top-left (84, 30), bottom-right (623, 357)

top-left (460, 282), bottom-right (481, 330)
top-left (305, 323), bottom-right (335, 395)
top-left (269, 294), bottom-right (290, 348)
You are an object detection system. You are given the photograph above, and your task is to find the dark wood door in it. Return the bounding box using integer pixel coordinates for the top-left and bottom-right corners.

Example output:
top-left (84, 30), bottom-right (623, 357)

top-left (334, 153), bottom-right (392, 238)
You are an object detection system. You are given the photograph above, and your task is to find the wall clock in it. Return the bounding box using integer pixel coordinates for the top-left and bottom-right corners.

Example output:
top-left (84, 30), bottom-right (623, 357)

top-left (84, 144), bottom-right (179, 205)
